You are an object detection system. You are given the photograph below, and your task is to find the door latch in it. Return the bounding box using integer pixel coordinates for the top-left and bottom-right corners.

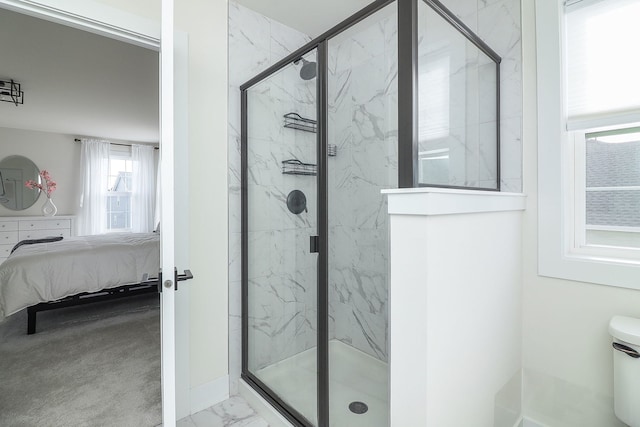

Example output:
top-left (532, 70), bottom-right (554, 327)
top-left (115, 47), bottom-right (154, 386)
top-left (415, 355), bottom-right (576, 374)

top-left (157, 268), bottom-right (194, 292)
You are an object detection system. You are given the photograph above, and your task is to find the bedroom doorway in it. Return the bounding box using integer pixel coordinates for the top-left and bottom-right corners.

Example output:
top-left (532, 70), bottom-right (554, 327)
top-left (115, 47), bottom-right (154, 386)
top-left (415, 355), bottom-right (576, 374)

top-left (0, 1), bottom-right (188, 425)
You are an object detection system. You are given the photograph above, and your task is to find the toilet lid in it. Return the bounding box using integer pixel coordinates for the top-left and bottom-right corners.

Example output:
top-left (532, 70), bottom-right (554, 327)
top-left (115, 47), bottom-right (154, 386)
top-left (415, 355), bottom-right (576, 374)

top-left (609, 316), bottom-right (640, 346)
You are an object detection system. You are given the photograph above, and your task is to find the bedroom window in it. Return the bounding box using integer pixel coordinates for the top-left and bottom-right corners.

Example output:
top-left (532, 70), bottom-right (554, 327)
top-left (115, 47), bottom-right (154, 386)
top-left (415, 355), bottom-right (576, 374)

top-left (106, 148), bottom-right (133, 232)
top-left (79, 140), bottom-right (156, 236)
top-left (565, 0), bottom-right (640, 260)
top-left (537, 0), bottom-right (640, 289)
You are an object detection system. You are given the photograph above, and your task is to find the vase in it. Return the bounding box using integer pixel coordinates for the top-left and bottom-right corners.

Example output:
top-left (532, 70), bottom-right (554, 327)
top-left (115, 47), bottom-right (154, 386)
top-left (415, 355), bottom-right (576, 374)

top-left (42, 197), bottom-right (57, 217)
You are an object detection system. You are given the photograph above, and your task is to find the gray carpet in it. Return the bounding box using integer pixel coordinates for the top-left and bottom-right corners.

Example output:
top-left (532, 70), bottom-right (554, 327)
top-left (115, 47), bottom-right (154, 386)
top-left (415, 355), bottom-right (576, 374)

top-left (0, 294), bottom-right (161, 427)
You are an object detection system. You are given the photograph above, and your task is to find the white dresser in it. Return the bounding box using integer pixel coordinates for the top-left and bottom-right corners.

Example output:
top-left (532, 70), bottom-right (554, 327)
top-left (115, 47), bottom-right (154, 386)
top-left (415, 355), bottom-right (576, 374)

top-left (0, 216), bottom-right (75, 264)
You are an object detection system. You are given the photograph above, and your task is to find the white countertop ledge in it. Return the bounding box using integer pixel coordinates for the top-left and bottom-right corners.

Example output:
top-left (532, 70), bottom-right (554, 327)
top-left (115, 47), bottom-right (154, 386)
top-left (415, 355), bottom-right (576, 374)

top-left (382, 187), bottom-right (526, 216)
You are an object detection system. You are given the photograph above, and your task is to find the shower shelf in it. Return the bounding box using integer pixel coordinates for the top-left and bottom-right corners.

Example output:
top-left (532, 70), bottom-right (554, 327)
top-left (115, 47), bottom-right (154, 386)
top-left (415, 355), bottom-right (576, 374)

top-left (282, 159), bottom-right (317, 176)
top-left (282, 112), bottom-right (336, 157)
top-left (283, 113), bottom-right (317, 133)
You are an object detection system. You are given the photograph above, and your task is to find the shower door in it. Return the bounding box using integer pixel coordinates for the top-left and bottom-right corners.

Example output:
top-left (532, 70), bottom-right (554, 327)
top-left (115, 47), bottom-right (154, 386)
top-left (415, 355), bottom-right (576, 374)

top-left (242, 49), bottom-right (320, 426)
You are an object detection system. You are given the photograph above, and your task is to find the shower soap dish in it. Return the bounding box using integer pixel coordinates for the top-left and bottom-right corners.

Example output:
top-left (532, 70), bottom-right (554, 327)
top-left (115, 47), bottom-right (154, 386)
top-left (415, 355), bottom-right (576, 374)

top-left (283, 112), bottom-right (317, 133)
top-left (282, 159), bottom-right (317, 176)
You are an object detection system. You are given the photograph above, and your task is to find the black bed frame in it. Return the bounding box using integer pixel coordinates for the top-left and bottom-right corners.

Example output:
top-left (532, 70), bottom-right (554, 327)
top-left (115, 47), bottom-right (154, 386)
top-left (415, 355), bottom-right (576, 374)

top-left (26, 270), bottom-right (193, 334)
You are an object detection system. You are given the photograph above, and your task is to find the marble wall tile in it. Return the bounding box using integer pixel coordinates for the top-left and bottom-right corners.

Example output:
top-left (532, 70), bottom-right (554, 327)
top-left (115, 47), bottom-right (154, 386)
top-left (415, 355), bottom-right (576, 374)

top-left (477, 0), bottom-right (523, 191)
top-left (247, 272), bottom-right (312, 370)
top-left (246, 231), bottom-right (272, 279)
top-left (350, 19), bottom-right (386, 69)
top-left (383, 9), bottom-right (398, 67)
top-left (443, 0), bottom-right (479, 31)
top-left (246, 185), bottom-right (271, 233)
top-left (228, 2), bottom-right (271, 87)
top-left (326, 10), bottom-right (396, 362)
top-left (229, 2), bottom-right (315, 389)
top-left (330, 300), bottom-right (388, 361)
top-left (229, 232), bottom-right (242, 283)
top-left (477, 121), bottom-right (499, 184)
top-left (270, 19), bottom-right (312, 62)
top-left (499, 116), bottom-right (522, 185)
top-left (478, 61), bottom-right (499, 125)
top-left (328, 34), bottom-right (352, 75)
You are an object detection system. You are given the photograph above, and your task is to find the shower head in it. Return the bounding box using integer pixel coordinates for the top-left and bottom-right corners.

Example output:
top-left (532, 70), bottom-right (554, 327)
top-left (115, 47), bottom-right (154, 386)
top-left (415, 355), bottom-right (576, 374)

top-left (295, 58), bottom-right (317, 81)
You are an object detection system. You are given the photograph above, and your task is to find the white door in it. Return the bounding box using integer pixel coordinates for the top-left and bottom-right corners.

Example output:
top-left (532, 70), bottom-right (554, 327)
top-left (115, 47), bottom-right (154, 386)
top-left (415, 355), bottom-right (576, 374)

top-left (160, 0), bottom-right (178, 425)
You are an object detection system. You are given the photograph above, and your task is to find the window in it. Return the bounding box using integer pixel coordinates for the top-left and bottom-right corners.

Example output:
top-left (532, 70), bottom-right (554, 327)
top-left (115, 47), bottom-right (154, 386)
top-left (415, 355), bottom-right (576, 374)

top-left (537, 0), bottom-right (640, 289)
top-left (79, 140), bottom-right (157, 236)
top-left (581, 127), bottom-right (640, 251)
top-left (106, 148), bottom-right (133, 232)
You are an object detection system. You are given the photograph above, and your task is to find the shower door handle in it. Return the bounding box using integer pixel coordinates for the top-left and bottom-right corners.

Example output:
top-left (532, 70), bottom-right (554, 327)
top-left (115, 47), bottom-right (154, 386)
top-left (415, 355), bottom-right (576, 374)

top-left (310, 236), bottom-right (319, 253)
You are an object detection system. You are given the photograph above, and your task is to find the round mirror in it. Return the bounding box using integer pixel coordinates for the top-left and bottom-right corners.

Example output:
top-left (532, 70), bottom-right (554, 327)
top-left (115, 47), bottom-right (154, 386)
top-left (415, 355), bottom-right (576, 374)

top-left (0, 155), bottom-right (41, 211)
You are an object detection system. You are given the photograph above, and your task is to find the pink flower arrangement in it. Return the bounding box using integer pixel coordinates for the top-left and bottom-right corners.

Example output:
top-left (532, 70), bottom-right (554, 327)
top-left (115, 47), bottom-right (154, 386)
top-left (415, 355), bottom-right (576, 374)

top-left (25, 170), bottom-right (57, 198)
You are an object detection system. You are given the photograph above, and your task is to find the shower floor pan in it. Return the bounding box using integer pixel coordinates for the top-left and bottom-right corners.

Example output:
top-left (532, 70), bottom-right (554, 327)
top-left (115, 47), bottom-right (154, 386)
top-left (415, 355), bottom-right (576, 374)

top-left (255, 340), bottom-right (389, 427)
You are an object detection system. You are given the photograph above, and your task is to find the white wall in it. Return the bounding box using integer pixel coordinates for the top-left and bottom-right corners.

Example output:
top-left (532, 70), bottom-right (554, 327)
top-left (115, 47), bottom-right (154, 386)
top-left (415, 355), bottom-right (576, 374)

top-left (93, 0), bottom-right (231, 409)
top-left (0, 8), bottom-right (159, 143)
top-left (0, 127), bottom-right (80, 217)
top-left (521, 1), bottom-right (640, 425)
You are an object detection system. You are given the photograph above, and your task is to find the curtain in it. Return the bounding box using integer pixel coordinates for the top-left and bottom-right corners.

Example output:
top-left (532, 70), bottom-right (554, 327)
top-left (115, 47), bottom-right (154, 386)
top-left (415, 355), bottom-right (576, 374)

top-left (78, 139), bottom-right (110, 235)
top-left (131, 144), bottom-right (156, 233)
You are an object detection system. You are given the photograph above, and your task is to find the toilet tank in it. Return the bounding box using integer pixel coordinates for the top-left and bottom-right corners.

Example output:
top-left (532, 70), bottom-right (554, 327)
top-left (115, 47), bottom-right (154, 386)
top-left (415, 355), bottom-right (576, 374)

top-left (610, 316), bottom-right (640, 427)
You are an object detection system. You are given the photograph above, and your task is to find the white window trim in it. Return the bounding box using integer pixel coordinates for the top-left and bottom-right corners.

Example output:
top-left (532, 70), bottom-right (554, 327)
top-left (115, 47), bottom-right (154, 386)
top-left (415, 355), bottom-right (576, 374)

top-left (536, 0), bottom-right (640, 290)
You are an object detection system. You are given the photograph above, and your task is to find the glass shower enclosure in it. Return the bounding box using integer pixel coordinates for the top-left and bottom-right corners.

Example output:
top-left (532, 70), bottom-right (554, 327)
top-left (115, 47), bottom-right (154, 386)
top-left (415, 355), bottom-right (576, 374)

top-left (240, 0), bottom-right (500, 426)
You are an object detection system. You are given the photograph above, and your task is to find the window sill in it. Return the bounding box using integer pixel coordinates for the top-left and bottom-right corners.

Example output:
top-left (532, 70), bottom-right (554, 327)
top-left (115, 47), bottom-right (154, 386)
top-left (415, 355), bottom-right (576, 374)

top-left (539, 246), bottom-right (640, 290)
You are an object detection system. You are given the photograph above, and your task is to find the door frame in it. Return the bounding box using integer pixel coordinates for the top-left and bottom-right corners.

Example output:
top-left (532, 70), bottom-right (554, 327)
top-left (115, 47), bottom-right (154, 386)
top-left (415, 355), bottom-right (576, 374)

top-left (0, 0), bottom-right (189, 424)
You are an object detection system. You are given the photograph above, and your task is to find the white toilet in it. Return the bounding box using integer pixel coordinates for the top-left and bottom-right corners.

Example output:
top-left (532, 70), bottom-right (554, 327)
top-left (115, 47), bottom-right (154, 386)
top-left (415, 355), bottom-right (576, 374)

top-left (609, 316), bottom-right (640, 427)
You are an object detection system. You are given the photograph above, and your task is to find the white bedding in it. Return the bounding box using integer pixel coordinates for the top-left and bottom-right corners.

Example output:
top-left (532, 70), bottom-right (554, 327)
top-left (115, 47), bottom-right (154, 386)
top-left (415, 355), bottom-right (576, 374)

top-left (0, 232), bottom-right (159, 320)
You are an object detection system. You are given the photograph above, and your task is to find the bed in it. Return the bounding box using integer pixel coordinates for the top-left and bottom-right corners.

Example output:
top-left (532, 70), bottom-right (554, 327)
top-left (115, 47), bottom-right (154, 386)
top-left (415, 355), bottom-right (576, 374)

top-left (0, 232), bottom-right (160, 333)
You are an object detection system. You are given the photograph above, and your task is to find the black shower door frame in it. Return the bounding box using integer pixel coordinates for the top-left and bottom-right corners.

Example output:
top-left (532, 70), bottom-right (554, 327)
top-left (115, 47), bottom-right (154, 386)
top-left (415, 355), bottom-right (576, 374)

top-left (240, 0), bottom-right (502, 426)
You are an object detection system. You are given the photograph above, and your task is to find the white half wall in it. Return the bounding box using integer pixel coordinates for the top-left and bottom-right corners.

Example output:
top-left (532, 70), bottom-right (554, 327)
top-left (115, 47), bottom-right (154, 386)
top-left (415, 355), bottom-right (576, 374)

top-left (386, 188), bottom-right (525, 427)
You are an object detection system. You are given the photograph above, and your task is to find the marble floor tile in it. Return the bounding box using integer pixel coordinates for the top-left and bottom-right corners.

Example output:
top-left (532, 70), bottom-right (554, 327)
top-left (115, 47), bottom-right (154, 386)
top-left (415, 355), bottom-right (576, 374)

top-left (176, 396), bottom-right (269, 427)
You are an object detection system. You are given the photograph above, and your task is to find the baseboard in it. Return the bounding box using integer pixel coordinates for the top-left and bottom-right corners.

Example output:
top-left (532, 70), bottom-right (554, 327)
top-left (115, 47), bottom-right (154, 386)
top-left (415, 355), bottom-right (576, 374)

top-left (190, 375), bottom-right (230, 415)
top-left (239, 378), bottom-right (293, 427)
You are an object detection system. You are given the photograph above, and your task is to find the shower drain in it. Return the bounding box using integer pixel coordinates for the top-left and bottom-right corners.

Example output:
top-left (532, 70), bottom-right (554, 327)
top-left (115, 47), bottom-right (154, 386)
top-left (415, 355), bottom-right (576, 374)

top-left (348, 401), bottom-right (369, 414)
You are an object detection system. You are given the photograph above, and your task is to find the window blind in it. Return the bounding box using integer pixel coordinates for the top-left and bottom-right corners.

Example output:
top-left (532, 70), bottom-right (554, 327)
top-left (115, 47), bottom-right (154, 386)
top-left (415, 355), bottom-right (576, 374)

top-left (565, 0), bottom-right (640, 130)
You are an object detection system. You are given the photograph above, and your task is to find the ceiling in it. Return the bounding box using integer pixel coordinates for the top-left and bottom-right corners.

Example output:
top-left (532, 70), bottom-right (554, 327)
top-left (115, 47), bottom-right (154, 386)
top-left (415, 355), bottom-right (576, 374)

top-left (0, 8), bottom-right (159, 143)
top-left (235, 0), bottom-right (375, 37)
